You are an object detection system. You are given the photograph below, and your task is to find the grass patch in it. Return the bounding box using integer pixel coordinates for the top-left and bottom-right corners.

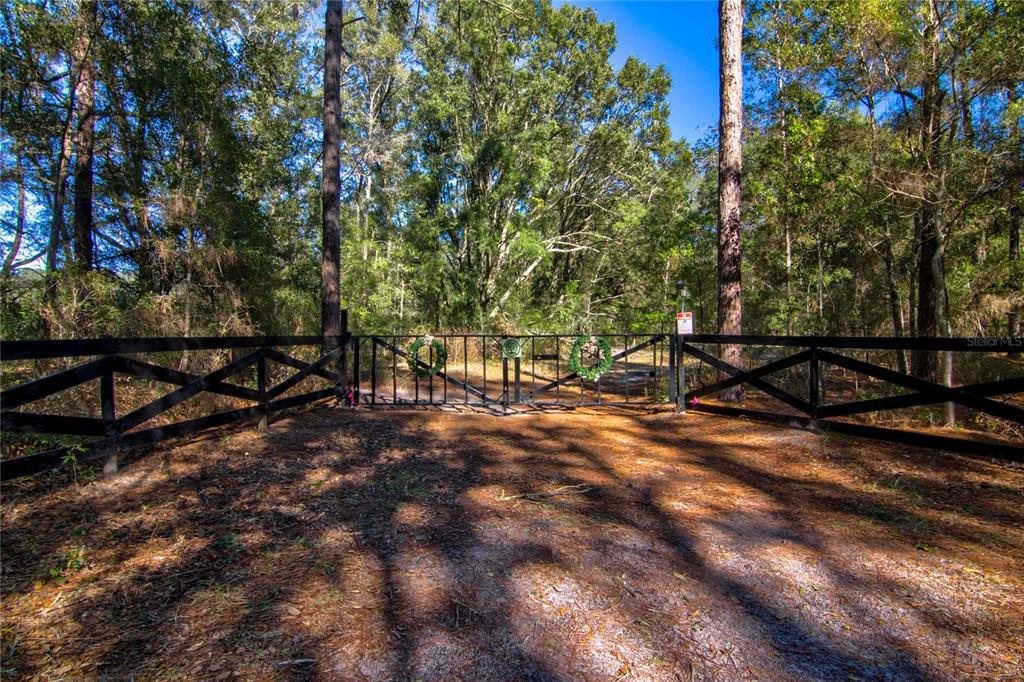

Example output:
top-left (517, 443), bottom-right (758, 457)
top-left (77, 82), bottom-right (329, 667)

top-left (214, 533), bottom-right (242, 553)
top-left (44, 545), bottom-right (87, 583)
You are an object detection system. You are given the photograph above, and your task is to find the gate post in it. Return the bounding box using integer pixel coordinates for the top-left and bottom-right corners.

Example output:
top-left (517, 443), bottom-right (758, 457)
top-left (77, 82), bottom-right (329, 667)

top-left (370, 337), bottom-right (377, 405)
top-left (352, 335), bottom-right (360, 406)
top-left (668, 335), bottom-right (677, 405)
top-left (808, 346), bottom-right (819, 422)
top-left (676, 333), bottom-right (686, 414)
top-left (502, 356), bottom-right (510, 414)
top-left (257, 346), bottom-right (268, 430)
top-left (514, 356), bottom-right (521, 403)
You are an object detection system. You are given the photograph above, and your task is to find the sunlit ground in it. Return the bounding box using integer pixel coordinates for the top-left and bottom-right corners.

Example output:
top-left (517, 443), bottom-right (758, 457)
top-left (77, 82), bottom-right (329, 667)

top-left (2, 407), bottom-right (1022, 680)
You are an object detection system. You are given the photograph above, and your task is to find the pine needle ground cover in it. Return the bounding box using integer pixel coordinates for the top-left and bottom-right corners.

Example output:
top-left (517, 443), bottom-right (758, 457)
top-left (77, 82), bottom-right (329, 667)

top-left (2, 409), bottom-right (1022, 681)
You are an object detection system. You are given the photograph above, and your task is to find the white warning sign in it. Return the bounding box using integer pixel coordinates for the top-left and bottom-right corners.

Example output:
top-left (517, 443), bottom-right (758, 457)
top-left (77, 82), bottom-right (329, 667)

top-left (676, 311), bottom-right (693, 335)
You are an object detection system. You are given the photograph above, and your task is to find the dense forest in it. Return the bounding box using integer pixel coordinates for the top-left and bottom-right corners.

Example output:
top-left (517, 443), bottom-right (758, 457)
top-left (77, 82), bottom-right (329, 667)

top-left (2, 0), bottom-right (1021, 355)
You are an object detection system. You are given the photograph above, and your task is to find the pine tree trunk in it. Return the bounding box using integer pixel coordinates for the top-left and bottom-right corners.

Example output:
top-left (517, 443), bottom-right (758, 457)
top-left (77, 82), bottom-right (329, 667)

top-left (785, 225), bottom-right (793, 335)
top-left (816, 237), bottom-right (824, 324)
top-left (73, 0), bottom-right (97, 270)
top-left (717, 0), bottom-right (744, 401)
top-left (1008, 86), bottom-right (1021, 337)
top-left (321, 0), bottom-right (343, 351)
top-left (1011, 203), bottom-right (1021, 336)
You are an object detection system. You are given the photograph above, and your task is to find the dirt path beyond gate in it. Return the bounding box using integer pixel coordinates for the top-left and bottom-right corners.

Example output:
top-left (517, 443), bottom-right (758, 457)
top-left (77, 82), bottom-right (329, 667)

top-left (2, 408), bottom-right (1022, 681)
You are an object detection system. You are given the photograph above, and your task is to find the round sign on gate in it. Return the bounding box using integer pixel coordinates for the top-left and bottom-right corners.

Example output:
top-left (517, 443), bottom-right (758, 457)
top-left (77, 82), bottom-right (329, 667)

top-left (501, 337), bottom-right (523, 359)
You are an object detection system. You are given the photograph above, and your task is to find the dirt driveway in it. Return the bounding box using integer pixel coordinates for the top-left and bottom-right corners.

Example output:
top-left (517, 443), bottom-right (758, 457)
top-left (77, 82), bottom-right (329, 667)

top-left (2, 407), bottom-right (1022, 681)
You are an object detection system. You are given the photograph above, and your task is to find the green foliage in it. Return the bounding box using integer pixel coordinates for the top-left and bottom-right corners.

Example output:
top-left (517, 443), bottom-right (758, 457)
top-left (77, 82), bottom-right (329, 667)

top-left (45, 545), bottom-right (87, 583)
top-left (740, 0), bottom-right (1024, 338)
top-left (0, 274), bottom-right (44, 339)
top-left (215, 533), bottom-right (243, 553)
top-left (59, 442), bottom-right (95, 485)
top-left (1, 0), bottom-right (1020, 342)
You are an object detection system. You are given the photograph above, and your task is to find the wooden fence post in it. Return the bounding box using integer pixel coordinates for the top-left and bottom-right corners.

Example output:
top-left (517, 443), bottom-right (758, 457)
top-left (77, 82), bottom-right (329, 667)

top-left (101, 367), bottom-right (118, 475)
top-left (370, 337), bottom-right (377, 405)
top-left (257, 346), bottom-right (268, 430)
top-left (808, 347), bottom-right (819, 422)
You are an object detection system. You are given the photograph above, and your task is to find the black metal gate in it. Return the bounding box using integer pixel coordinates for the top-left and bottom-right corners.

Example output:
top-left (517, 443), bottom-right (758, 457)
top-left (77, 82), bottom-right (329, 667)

top-left (359, 333), bottom-right (675, 411)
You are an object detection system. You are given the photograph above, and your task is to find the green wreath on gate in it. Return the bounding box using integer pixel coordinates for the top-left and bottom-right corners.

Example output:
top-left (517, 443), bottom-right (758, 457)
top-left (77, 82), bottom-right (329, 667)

top-left (568, 334), bottom-right (613, 381)
top-left (407, 335), bottom-right (447, 377)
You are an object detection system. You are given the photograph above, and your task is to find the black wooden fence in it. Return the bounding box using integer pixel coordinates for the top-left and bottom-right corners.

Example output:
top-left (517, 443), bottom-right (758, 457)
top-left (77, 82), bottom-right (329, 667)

top-left (1, 332), bottom-right (1021, 480)
top-left (0, 335), bottom-right (348, 480)
top-left (679, 335), bottom-right (1023, 461)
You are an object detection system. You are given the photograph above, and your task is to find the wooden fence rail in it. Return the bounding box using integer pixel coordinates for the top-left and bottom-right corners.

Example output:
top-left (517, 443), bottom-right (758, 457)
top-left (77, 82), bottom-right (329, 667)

top-left (678, 336), bottom-right (1023, 461)
top-left (1, 335), bottom-right (349, 480)
top-left (2, 332), bottom-right (1022, 480)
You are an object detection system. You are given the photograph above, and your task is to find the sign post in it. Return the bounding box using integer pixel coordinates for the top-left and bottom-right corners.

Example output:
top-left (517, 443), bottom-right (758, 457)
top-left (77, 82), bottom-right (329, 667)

top-left (675, 311), bottom-right (692, 413)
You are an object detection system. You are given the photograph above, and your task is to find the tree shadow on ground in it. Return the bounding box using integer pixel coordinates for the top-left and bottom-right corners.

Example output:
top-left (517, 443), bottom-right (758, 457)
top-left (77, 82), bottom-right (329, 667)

top-left (1, 406), bottom-right (1022, 680)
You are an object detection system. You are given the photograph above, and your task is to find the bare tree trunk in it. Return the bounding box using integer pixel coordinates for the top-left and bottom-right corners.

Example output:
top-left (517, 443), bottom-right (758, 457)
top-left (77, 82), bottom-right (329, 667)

top-left (48, 95), bottom-right (76, 273)
top-left (921, 0), bottom-right (954, 424)
top-left (816, 236), bottom-right (824, 324)
top-left (913, 190), bottom-right (947, 390)
top-left (912, 0), bottom-right (944, 382)
top-left (717, 0), bottom-right (744, 401)
top-left (321, 0), bottom-right (344, 357)
top-left (2, 151), bottom-right (25, 276)
top-left (958, 78), bottom-right (974, 144)
top-left (73, 0), bottom-right (97, 270)
top-left (1011, 202), bottom-right (1021, 336)
top-left (883, 241), bottom-right (908, 375)
top-left (932, 229), bottom-right (955, 426)
top-left (1008, 86), bottom-right (1021, 336)
top-left (908, 217), bottom-right (919, 339)
top-left (180, 227), bottom-right (194, 372)
top-left (785, 225), bottom-right (793, 335)
top-left (43, 66), bottom-right (78, 338)
top-left (777, 48), bottom-right (793, 337)
top-left (914, 218), bottom-right (939, 377)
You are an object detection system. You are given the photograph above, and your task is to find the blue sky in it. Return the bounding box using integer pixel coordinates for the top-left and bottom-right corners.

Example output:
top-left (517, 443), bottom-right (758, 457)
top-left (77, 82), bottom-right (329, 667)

top-left (555, 0), bottom-right (720, 143)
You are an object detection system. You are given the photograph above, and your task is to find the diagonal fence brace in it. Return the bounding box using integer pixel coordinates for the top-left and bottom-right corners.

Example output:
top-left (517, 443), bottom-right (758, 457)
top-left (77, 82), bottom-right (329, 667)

top-left (817, 349), bottom-right (1024, 426)
top-left (681, 342), bottom-right (814, 415)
